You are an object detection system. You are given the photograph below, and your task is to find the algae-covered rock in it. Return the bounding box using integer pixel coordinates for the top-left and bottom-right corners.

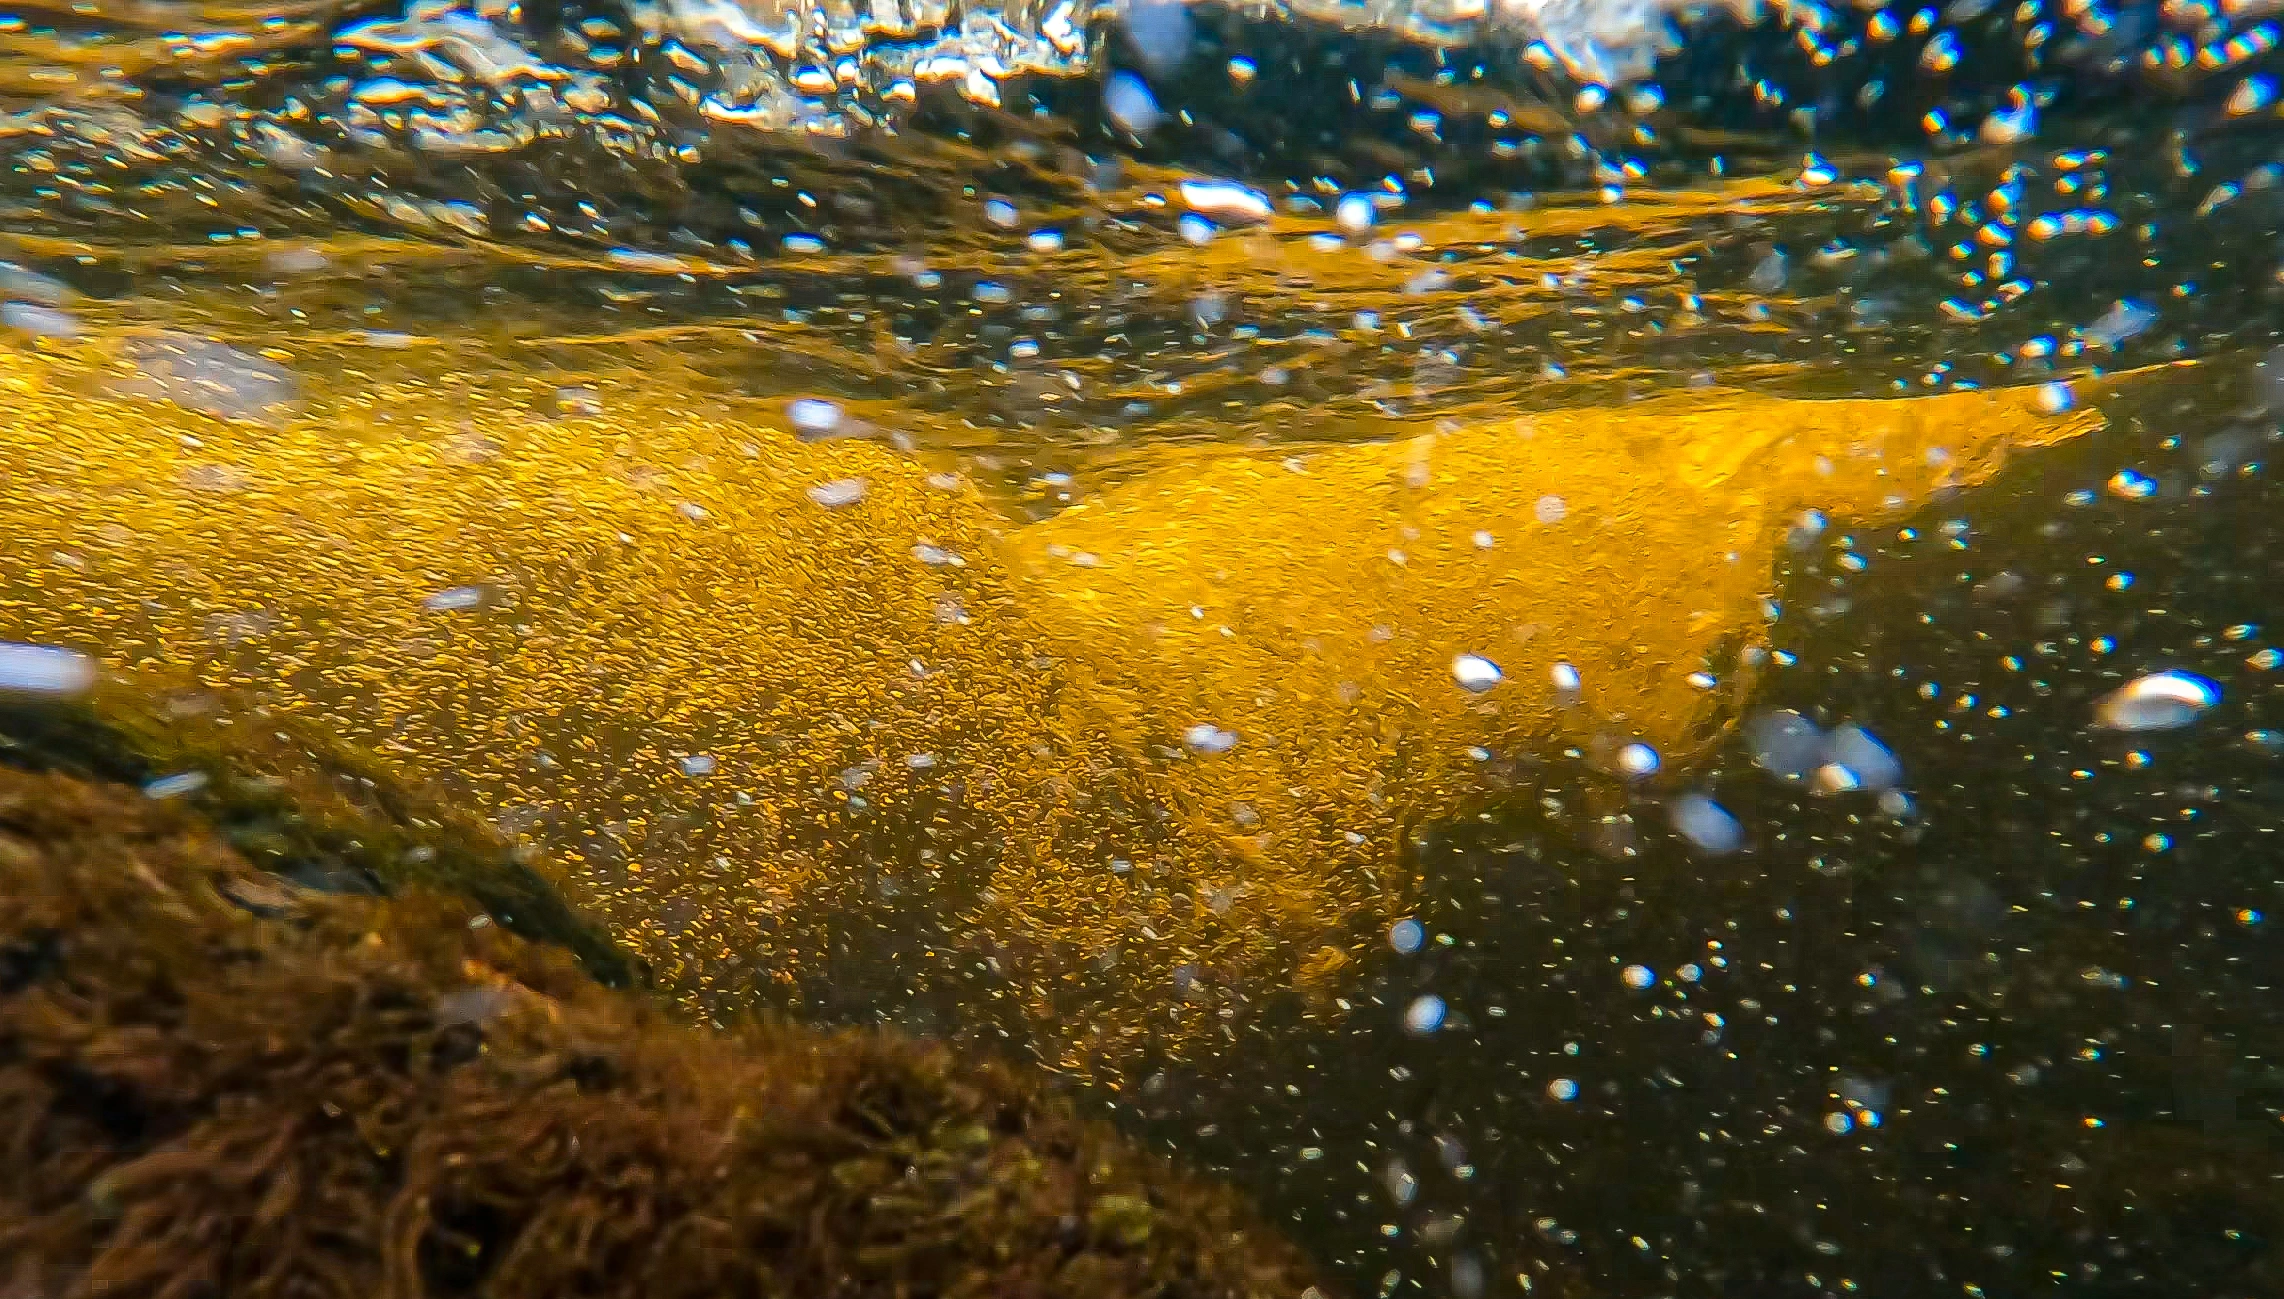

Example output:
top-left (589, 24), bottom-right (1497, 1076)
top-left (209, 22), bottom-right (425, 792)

top-left (0, 674), bottom-right (639, 988)
top-left (0, 761), bottom-right (1325, 1299)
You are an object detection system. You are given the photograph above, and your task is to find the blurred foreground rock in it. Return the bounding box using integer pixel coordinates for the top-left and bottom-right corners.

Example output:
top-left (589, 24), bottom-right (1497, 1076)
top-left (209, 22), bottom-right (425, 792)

top-left (0, 751), bottom-right (1323, 1299)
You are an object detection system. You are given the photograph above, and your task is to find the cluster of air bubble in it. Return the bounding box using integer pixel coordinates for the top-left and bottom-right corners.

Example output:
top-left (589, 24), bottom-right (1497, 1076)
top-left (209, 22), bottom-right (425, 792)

top-left (4, 0), bottom-right (2280, 263)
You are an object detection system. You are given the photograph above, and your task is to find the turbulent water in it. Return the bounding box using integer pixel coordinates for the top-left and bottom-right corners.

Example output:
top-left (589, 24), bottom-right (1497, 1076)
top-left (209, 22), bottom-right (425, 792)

top-left (6, 0), bottom-right (2284, 1294)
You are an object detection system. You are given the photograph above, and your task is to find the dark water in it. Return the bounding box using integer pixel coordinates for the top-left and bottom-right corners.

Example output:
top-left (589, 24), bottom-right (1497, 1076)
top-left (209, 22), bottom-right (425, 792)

top-left (6, 1), bottom-right (2284, 1295)
top-left (1122, 364), bottom-right (2284, 1297)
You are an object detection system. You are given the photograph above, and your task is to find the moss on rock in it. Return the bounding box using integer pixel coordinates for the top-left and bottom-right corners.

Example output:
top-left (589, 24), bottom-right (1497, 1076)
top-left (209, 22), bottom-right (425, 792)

top-left (0, 677), bottom-right (638, 988)
top-left (0, 762), bottom-right (1325, 1299)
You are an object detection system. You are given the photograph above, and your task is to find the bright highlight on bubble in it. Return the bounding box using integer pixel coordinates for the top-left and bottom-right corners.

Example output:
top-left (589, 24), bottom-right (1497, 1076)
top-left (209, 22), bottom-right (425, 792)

top-left (1451, 654), bottom-right (1503, 692)
top-left (1404, 994), bottom-right (1447, 1035)
top-left (2094, 671), bottom-right (2221, 732)
top-left (0, 642), bottom-right (96, 696)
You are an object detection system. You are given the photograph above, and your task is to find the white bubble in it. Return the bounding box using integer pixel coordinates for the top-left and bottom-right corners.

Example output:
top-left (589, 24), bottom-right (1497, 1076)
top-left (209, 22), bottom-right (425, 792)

top-left (1183, 723), bottom-right (1239, 753)
top-left (1120, 0), bottom-right (1194, 76)
top-left (1103, 71), bottom-right (1162, 133)
top-left (0, 642), bottom-right (96, 696)
top-left (805, 478), bottom-right (869, 508)
top-left (1388, 918), bottom-right (1426, 954)
top-left (2094, 670), bottom-right (2220, 732)
top-left (2084, 298), bottom-right (2157, 349)
top-left (1550, 661), bottom-right (1582, 693)
top-left (1534, 494), bottom-right (1568, 523)
top-left (1669, 792), bottom-right (1744, 856)
top-left (1813, 763), bottom-right (1862, 795)
top-left (1335, 193), bottom-right (1377, 233)
top-left (1825, 1111), bottom-right (1856, 1134)
top-left (2035, 381), bottom-right (2074, 414)
top-left (1747, 708), bottom-right (1827, 782)
top-left (1616, 742), bottom-right (1660, 778)
top-left (1621, 964), bottom-right (1655, 989)
top-left (787, 398), bottom-right (844, 439)
top-left (1, 259), bottom-right (72, 305)
top-left (1450, 1253), bottom-right (1487, 1299)
top-left (1747, 250), bottom-right (1787, 292)
top-left (1404, 994), bottom-right (1447, 1035)
top-left (1547, 1078), bottom-right (1580, 1101)
top-left (114, 333), bottom-right (298, 424)
top-left (2, 301), bottom-right (82, 338)
top-left (142, 771), bottom-right (209, 800)
top-left (1824, 722), bottom-right (1902, 791)
top-left (424, 583), bottom-right (490, 613)
top-left (1178, 179), bottom-right (1273, 225)
top-left (1451, 653), bottom-right (1503, 692)
top-left (2106, 468), bottom-right (2158, 500)
top-left (678, 754), bottom-right (717, 777)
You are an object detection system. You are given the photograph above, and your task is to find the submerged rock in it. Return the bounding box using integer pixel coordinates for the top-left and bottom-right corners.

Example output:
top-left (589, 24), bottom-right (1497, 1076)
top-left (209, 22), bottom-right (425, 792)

top-left (0, 674), bottom-right (638, 988)
top-left (0, 761), bottom-right (1323, 1299)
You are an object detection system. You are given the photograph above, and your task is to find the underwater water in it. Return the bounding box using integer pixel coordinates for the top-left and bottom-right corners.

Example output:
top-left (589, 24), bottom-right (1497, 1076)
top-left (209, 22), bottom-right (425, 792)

top-left (4, 0), bottom-right (2284, 1293)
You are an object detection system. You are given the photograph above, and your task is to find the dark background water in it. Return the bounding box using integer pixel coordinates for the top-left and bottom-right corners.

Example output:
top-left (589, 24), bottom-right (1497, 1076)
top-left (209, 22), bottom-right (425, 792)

top-left (1113, 362), bottom-right (2284, 1297)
